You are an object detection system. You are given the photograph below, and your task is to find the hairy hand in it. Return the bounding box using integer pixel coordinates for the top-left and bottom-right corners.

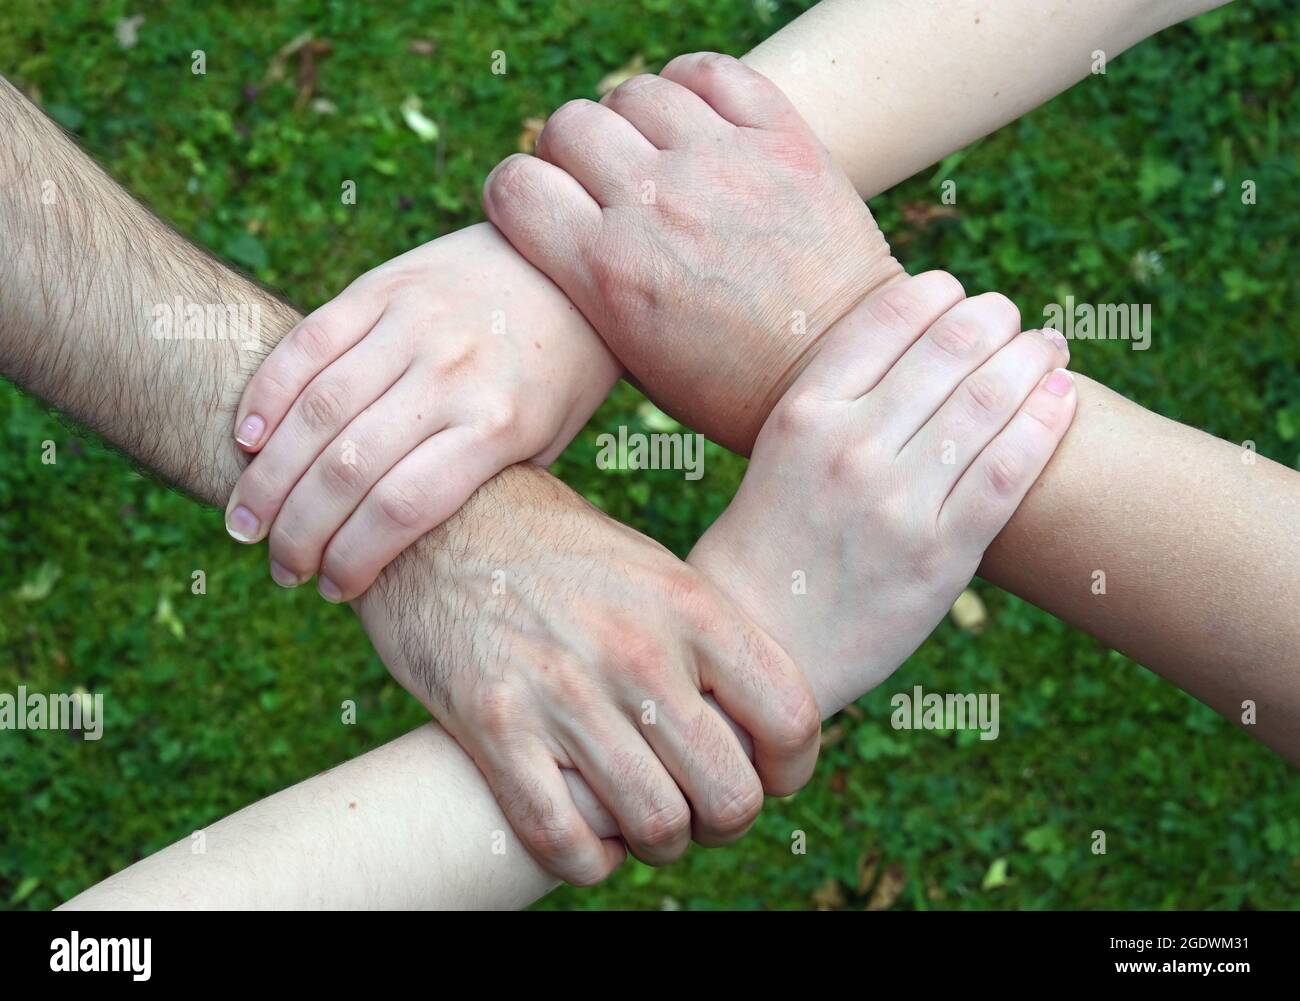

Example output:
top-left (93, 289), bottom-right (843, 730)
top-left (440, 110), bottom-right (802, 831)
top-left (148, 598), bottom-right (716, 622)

top-left (482, 52), bottom-right (903, 453)
top-left (354, 463), bottom-right (820, 883)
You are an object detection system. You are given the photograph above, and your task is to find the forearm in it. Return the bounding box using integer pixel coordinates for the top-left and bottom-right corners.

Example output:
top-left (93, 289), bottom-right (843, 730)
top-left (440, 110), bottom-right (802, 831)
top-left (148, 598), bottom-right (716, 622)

top-left (68, 402), bottom-right (1295, 910)
top-left (745, 0), bottom-right (1227, 200)
top-left (60, 722), bottom-right (558, 910)
top-left (983, 376), bottom-right (1300, 761)
top-left (0, 75), bottom-right (287, 503)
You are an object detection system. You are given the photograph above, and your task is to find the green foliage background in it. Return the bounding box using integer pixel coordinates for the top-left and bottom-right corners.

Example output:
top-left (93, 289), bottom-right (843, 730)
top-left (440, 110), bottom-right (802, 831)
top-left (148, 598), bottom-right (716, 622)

top-left (1, 0), bottom-right (1297, 910)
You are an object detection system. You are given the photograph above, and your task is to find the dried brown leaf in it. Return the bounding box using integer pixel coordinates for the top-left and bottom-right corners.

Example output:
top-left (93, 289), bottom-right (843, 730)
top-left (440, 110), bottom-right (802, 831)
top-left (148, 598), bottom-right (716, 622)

top-left (865, 863), bottom-right (907, 911)
top-left (811, 878), bottom-right (847, 911)
top-left (950, 588), bottom-right (988, 632)
top-left (518, 116), bottom-right (547, 153)
top-left (596, 55), bottom-right (645, 97)
top-left (856, 850), bottom-right (882, 894)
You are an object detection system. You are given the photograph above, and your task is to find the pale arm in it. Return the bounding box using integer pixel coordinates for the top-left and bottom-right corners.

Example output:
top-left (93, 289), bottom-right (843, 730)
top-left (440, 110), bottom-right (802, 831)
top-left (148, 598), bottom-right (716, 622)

top-left (60, 723), bottom-right (555, 910)
top-left (744, 0), bottom-right (1226, 198)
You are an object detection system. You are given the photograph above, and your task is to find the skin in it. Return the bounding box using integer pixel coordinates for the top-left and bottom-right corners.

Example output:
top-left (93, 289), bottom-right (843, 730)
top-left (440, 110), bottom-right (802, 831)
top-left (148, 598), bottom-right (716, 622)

top-left (215, 3), bottom-right (1237, 878)
top-left (0, 75), bottom-right (819, 885)
top-left (222, 225), bottom-right (620, 594)
top-left (360, 460), bottom-right (822, 866)
top-left (481, 65), bottom-right (902, 453)
top-left (739, 0), bottom-right (1232, 199)
top-left (229, 0), bottom-right (1232, 541)
top-left (689, 276), bottom-right (1079, 715)
top-left (65, 276), bottom-right (1078, 909)
top-left (8, 0), bottom-right (1287, 905)
top-left (481, 49), bottom-right (1300, 762)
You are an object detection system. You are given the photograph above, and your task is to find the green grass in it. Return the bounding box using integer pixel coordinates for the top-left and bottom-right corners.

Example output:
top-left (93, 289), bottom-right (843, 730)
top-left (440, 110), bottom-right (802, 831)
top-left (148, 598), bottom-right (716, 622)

top-left (1, 0), bottom-right (1298, 910)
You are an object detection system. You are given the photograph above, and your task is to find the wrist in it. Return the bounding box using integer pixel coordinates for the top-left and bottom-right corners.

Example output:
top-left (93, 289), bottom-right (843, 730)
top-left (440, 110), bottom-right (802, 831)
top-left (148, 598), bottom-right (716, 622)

top-left (739, 231), bottom-right (905, 455)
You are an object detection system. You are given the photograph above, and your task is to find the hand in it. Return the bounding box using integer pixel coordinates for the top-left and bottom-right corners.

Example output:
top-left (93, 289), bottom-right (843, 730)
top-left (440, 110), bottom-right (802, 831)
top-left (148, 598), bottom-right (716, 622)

top-left (690, 272), bottom-right (1078, 711)
top-left (482, 51), bottom-right (904, 453)
top-left (224, 223), bottom-right (619, 602)
top-left (355, 463), bottom-right (821, 883)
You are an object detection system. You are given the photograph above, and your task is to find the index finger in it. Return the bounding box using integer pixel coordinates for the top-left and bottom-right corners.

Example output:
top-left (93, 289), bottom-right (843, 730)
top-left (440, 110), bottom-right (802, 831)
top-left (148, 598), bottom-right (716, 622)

top-left (234, 291), bottom-right (384, 452)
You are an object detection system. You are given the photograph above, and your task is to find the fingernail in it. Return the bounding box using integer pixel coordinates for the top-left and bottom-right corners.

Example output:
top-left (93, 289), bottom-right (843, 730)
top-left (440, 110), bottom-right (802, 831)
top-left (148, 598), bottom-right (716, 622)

top-left (235, 414), bottom-right (265, 448)
top-left (269, 560), bottom-right (300, 588)
top-left (226, 505), bottom-right (260, 542)
top-left (1043, 368), bottom-right (1074, 397)
top-left (317, 577), bottom-right (343, 603)
top-left (1042, 327), bottom-right (1069, 353)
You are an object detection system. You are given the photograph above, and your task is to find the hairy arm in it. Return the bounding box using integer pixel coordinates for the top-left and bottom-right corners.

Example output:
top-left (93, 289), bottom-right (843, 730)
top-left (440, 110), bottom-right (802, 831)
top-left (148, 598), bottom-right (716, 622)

top-left (0, 76), bottom-right (287, 500)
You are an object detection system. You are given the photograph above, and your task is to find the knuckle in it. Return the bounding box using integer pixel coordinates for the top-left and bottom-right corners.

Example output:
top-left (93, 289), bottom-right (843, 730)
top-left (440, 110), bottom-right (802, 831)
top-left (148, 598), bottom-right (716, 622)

top-left (321, 446), bottom-right (368, 493)
top-left (1022, 398), bottom-right (1064, 434)
top-left (542, 99), bottom-right (597, 144)
top-left (374, 479), bottom-right (430, 531)
top-left (692, 51), bottom-right (739, 82)
top-left (662, 51), bottom-right (701, 77)
top-left (629, 800), bottom-right (691, 852)
top-left (250, 362), bottom-right (298, 406)
top-left (469, 681), bottom-right (525, 737)
top-left (289, 319), bottom-right (336, 364)
top-left (297, 380), bottom-right (347, 434)
top-left (865, 282), bottom-right (925, 331)
top-left (825, 440), bottom-right (876, 486)
top-left (671, 573), bottom-right (724, 632)
top-left (234, 462), bottom-right (274, 509)
top-left (708, 777), bottom-right (764, 836)
top-left (984, 447), bottom-right (1024, 497)
top-left (486, 154), bottom-right (542, 208)
top-left (609, 73), bottom-right (659, 104)
top-left (351, 267), bottom-right (405, 300)
top-left (921, 269), bottom-right (966, 303)
top-left (976, 291), bottom-right (1021, 329)
top-left (752, 687), bottom-right (820, 770)
top-left (565, 860), bottom-right (614, 887)
top-left (777, 689), bottom-right (822, 753)
top-left (769, 388), bottom-right (824, 438)
top-left (268, 521), bottom-right (312, 573)
top-left (519, 815), bottom-right (583, 860)
top-left (588, 251), bottom-right (654, 323)
top-left (320, 552), bottom-right (365, 599)
top-left (960, 372), bottom-right (1006, 419)
top-left (927, 316), bottom-right (980, 361)
top-left (479, 396), bottom-right (522, 442)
